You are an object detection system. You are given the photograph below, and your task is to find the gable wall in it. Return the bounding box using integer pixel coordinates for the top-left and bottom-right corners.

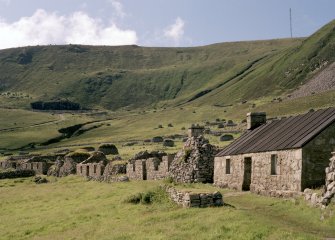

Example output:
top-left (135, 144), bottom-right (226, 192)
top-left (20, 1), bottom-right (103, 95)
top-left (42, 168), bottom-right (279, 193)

top-left (302, 123), bottom-right (335, 189)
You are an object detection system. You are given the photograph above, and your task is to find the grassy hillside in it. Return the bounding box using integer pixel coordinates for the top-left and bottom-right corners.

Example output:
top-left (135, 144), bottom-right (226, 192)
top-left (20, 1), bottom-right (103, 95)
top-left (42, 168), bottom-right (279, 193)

top-left (0, 20), bottom-right (334, 151)
top-left (0, 38), bottom-right (302, 110)
top-left (1, 20), bottom-right (334, 111)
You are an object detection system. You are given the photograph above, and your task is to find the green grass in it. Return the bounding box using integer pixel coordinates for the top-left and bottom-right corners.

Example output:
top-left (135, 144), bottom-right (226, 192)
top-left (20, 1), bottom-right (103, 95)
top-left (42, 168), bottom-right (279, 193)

top-left (0, 176), bottom-right (334, 239)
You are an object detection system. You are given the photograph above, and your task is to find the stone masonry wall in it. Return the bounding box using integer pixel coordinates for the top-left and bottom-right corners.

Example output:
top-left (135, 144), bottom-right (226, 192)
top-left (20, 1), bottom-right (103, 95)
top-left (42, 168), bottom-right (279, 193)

top-left (127, 154), bottom-right (175, 180)
top-left (302, 123), bottom-right (335, 189)
top-left (76, 163), bottom-right (105, 177)
top-left (165, 186), bottom-right (223, 208)
top-left (147, 155), bottom-right (175, 180)
top-left (126, 160), bottom-right (146, 180)
top-left (17, 162), bottom-right (49, 175)
top-left (214, 156), bottom-right (243, 190)
top-left (214, 149), bottom-right (303, 193)
top-left (170, 136), bottom-right (218, 183)
top-left (0, 161), bottom-right (16, 169)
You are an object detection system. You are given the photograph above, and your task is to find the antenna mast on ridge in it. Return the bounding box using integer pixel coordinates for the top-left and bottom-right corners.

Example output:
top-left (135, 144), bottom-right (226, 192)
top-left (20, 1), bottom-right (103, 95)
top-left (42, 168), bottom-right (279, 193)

top-left (289, 8), bottom-right (293, 38)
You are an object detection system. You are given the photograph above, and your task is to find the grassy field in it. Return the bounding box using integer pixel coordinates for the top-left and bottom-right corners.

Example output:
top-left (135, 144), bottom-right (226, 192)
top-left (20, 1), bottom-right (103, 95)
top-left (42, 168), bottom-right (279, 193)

top-left (1, 87), bottom-right (335, 153)
top-left (0, 176), bottom-right (334, 240)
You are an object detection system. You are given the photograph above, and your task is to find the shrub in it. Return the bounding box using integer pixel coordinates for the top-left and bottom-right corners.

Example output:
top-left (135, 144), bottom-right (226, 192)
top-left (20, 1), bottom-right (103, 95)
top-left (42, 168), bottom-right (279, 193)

top-left (0, 170), bottom-right (35, 179)
top-left (123, 187), bottom-right (169, 205)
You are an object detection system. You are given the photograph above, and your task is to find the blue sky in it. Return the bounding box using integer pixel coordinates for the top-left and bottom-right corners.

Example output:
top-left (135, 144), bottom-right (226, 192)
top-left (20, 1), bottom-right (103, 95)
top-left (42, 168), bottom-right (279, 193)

top-left (0, 0), bottom-right (334, 49)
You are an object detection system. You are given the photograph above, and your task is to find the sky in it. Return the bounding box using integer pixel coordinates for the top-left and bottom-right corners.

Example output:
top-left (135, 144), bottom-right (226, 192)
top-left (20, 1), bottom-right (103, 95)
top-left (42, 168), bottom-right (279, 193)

top-left (0, 0), bottom-right (334, 49)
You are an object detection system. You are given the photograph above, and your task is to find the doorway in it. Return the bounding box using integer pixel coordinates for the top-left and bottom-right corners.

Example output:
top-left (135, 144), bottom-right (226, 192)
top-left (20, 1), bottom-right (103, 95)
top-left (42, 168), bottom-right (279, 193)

top-left (86, 165), bottom-right (90, 176)
top-left (242, 157), bottom-right (252, 191)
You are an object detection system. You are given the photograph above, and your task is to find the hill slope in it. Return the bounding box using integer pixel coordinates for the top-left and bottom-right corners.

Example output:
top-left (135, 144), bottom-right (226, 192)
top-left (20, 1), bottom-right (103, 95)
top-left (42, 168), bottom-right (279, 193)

top-left (0, 20), bottom-right (334, 110)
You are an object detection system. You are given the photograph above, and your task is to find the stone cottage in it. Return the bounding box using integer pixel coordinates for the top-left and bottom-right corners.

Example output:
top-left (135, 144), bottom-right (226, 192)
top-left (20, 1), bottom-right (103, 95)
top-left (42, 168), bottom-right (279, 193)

top-left (214, 108), bottom-right (335, 196)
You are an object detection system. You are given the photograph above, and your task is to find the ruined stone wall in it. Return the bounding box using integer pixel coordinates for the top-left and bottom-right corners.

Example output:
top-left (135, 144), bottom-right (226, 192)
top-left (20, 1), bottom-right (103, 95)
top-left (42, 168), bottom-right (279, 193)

top-left (17, 162), bottom-right (48, 175)
top-left (165, 186), bottom-right (223, 208)
top-left (147, 155), bottom-right (174, 180)
top-left (302, 123), bottom-right (335, 189)
top-left (0, 161), bottom-right (16, 169)
top-left (76, 163), bottom-right (105, 177)
top-left (170, 136), bottom-right (217, 183)
top-left (126, 160), bottom-right (146, 180)
top-left (214, 149), bottom-right (303, 193)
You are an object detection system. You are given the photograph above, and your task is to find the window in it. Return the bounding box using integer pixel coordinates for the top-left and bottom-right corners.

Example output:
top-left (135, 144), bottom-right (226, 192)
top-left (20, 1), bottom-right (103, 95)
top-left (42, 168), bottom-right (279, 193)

top-left (94, 165), bottom-right (97, 174)
top-left (271, 154), bottom-right (277, 175)
top-left (226, 159), bottom-right (231, 174)
top-left (80, 166), bottom-right (83, 173)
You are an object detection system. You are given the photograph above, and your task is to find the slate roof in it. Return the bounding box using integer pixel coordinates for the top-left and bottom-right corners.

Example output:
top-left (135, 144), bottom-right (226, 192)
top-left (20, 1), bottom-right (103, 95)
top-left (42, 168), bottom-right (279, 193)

top-left (217, 108), bottom-right (335, 157)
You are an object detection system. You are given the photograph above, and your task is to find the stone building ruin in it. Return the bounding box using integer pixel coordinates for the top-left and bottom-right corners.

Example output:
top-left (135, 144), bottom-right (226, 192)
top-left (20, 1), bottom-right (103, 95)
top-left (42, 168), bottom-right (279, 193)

top-left (169, 135), bottom-right (218, 183)
top-left (214, 108), bottom-right (335, 198)
top-left (127, 154), bottom-right (175, 180)
top-left (188, 124), bottom-right (205, 138)
top-left (76, 151), bottom-right (108, 178)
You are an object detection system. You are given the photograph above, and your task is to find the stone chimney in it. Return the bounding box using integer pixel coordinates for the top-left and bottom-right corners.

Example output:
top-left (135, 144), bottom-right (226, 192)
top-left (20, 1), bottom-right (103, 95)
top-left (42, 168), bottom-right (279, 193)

top-left (247, 112), bottom-right (266, 130)
top-left (188, 124), bottom-right (204, 138)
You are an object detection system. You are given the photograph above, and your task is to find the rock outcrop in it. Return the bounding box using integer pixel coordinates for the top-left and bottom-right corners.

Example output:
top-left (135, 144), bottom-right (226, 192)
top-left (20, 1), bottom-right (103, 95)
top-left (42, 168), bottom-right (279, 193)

top-left (169, 135), bottom-right (218, 183)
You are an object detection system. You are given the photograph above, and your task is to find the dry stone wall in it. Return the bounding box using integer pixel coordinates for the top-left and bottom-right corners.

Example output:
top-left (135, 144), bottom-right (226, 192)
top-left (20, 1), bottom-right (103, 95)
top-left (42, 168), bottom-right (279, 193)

top-left (77, 163), bottom-right (105, 177)
top-left (147, 155), bottom-right (174, 180)
top-left (169, 136), bottom-right (218, 183)
top-left (304, 152), bottom-right (335, 207)
top-left (301, 123), bottom-right (335, 189)
top-left (17, 162), bottom-right (49, 175)
top-left (127, 160), bottom-right (146, 180)
top-left (165, 186), bottom-right (223, 208)
top-left (127, 154), bottom-right (174, 180)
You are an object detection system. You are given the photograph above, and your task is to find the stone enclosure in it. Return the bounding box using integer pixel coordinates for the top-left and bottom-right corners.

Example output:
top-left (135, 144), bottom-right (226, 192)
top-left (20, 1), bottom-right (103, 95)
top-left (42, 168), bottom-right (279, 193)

top-left (165, 186), bottom-right (223, 208)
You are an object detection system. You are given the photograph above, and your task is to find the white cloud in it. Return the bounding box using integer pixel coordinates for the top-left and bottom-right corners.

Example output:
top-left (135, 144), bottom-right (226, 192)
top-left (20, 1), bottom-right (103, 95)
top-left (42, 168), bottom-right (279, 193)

top-left (0, 9), bottom-right (137, 49)
top-left (164, 17), bottom-right (185, 44)
top-left (108, 0), bottom-right (126, 18)
top-left (0, 0), bottom-right (11, 5)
